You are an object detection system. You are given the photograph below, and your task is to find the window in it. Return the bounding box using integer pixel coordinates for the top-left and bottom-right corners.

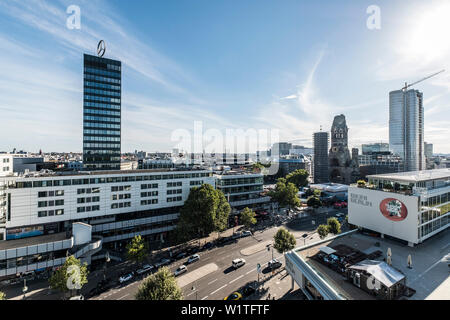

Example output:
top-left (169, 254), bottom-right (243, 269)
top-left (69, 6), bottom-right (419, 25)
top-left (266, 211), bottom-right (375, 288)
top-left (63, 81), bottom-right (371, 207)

top-left (38, 201), bottom-right (47, 208)
top-left (55, 209), bottom-right (64, 216)
top-left (55, 200), bottom-right (64, 206)
top-left (38, 211), bottom-right (47, 218)
top-left (38, 191), bottom-right (47, 198)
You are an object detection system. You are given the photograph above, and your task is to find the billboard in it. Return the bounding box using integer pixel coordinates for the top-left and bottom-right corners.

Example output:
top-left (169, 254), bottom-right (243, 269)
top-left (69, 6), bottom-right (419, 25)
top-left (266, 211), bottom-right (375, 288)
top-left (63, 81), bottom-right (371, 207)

top-left (348, 187), bottom-right (419, 244)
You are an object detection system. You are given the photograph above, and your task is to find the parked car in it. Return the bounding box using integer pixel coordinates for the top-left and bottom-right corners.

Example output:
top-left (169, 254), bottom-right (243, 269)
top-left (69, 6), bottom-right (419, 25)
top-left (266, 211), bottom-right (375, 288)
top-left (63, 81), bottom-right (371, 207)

top-left (69, 295), bottom-right (84, 300)
top-left (268, 258), bottom-right (282, 270)
top-left (224, 292), bottom-right (242, 300)
top-left (174, 265), bottom-right (187, 276)
top-left (186, 247), bottom-right (199, 255)
top-left (202, 242), bottom-right (214, 250)
top-left (175, 252), bottom-right (187, 260)
top-left (119, 272), bottom-right (134, 284)
top-left (154, 258), bottom-right (171, 268)
top-left (242, 231), bottom-right (252, 237)
top-left (335, 213), bottom-right (344, 218)
top-left (187, 254), bottom-right (200, 264)
top-left (241, 282), bottom-right (257, 297)
top-left (232, 232), bottom-right (242, 239)
top-left (232, 258), bottom-right (246, 269)
top-left (136, 264), bottom-right (154, 275)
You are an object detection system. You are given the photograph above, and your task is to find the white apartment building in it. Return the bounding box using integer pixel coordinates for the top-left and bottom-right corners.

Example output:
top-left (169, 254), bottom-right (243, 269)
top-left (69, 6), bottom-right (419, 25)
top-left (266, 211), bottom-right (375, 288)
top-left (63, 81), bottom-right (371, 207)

top-left (349, 168), bottom-right (450, 246)
top-left (214, 171), bottom-right (269, 210)
top-left (0, 168), bottom-right (214, 279)
top-left (0, 154), bottom-right (44, 177)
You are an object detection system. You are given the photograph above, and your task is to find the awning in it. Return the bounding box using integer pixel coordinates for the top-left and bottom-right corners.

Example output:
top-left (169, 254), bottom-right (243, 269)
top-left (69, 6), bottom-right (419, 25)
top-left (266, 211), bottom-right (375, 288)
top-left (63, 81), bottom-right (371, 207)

top-left (348, 260), bottom-right (405, 287)
top-left (319, 246), bottom-right (337, 255)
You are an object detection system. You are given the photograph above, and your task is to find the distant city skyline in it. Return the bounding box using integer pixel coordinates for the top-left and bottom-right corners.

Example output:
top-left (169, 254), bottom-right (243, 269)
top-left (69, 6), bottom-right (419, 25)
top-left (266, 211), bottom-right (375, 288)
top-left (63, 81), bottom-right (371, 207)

top-left (1, 0), bottom-right (450, 154)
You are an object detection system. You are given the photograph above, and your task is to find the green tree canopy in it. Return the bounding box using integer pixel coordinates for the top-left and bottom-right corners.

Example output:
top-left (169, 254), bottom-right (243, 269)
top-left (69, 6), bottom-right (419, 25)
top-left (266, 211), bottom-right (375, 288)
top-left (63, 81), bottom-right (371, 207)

top-left (317, 224), bottom-right (329, 239)
top-left (268, 180), bottom-right (300, 209)
top-left (135, 267), bottom-right (183, 300)
top-left (0, 291), bottom-right (6, 300)
top-left (49, 255), bottom-right (89, 295)
top-left (175, 184), bottom-right (231, 243)
top-left (307, 196), bottom-right (322, 208)
top-left (126, 235), bottom-right (148, 265)
top-left (240, 207), bottom-right (257, 229)
top-left (273, 228), bottom-right (297, 254)
top-left (357, 180), bottom-right (366, 187)
top-left (285, 169), bottom-right (309, 189)
top-left (327, 217), bottom-right (341, 235)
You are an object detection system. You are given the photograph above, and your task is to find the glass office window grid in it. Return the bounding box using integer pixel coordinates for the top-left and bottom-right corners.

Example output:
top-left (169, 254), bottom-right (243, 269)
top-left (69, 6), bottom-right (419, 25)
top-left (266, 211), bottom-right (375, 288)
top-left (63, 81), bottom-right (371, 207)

top-left (83, 54), bottom-right (121, 171)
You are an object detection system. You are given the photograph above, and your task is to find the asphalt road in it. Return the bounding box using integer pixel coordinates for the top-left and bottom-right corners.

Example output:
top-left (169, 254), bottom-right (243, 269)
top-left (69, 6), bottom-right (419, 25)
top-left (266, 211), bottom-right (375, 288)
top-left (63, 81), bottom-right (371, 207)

top-left (91, 207), bottom-right (347, 300)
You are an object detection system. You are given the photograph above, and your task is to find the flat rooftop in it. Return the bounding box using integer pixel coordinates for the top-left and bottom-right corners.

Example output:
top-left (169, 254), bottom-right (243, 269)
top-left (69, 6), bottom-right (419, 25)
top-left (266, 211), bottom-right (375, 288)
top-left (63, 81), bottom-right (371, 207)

top-left (1, 167), bottom-right (212, 179)
top-left (0, 232), bottom-right (70, 251)
top-left (294, 229), bottom-right (450, 300)
top-left (367, 168), bottom-right (450, 182)
top-left (309, 183), bottom-right (348, 193)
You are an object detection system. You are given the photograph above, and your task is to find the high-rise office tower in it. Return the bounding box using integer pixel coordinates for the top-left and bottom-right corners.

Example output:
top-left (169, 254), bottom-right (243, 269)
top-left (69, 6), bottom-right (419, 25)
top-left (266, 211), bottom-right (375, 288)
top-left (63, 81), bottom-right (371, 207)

top-left (83, 53), bottom-right (122, 170)
top-left (313, 131), bottom-right (329, 183)
top-left (389, 89), bottom-right (424, 172)
top-left (424, 142), bottom-right (433, 159)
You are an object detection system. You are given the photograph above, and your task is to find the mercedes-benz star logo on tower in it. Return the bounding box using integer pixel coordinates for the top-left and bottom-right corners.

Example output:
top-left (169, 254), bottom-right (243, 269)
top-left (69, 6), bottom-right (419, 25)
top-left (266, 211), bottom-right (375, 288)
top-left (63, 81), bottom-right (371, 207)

top-left (97, 40), bottom-right (106, 58)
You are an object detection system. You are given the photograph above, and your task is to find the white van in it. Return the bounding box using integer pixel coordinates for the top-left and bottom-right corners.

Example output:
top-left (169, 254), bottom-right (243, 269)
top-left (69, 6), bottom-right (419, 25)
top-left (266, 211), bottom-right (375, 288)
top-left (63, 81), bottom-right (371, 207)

top-left (232, 258), bottom-right (246, 269)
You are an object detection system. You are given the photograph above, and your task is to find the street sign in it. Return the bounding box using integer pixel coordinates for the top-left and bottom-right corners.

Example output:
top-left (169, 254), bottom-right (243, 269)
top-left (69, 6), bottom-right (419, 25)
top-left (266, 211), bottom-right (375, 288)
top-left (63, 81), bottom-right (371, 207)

top-left (257, 263), bottom-right (261, 274)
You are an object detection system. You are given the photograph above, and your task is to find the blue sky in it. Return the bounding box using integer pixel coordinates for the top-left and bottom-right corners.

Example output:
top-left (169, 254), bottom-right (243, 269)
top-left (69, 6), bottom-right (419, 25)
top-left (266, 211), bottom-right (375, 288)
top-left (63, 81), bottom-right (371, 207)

top-left (0, 0), bottom-right (449, 153)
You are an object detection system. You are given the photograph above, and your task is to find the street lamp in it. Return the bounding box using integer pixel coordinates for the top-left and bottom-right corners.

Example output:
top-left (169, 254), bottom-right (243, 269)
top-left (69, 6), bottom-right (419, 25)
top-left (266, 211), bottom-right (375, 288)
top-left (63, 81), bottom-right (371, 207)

top-left (103, 251), bottom-right (111, 281)
top-left (22, 278), bottom-right (28, 300)
top-left (191, 283), bottom-right (198, 300)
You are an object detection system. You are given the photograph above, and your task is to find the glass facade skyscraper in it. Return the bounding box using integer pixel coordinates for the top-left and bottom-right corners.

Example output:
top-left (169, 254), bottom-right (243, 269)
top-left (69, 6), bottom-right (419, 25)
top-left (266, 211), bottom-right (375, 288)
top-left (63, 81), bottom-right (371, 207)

top-left (313, 131), bottom-right (329, 183)
top-left (83, 54), bottom-right (121, 171)
top-left (389, 89), bottom-right (424, 172)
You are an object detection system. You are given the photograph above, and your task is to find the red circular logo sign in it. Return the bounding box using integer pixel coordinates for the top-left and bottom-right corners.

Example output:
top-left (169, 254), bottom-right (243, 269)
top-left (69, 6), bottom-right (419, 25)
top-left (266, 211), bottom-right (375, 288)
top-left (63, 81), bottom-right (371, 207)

top-left (379, 198), bottom-right (408, 221)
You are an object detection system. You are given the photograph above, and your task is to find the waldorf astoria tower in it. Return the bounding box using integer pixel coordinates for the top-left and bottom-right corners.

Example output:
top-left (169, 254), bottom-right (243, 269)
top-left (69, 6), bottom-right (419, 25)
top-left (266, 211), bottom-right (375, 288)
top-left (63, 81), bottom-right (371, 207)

top-left (83, 53), bottom-right (122, 170)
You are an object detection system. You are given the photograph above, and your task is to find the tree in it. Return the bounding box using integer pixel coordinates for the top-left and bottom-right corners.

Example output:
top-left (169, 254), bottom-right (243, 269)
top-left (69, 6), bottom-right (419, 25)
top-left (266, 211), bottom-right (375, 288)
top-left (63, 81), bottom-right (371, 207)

top-left (307, 196), bottom-right (322, 208)
top-left (317, 224), bottom-right (329, 239)
top-left (135, 267), bottom-right (183, 300)
top-left (268, 180), bottom-right (300, 209)
top-left (327, 217), bottom-right (341, 235)
top-left (357, 180), bottom-right (366, 187)
top-left (273, 228), bottom-right (297, 254)
top-left (286, 169), bottom-right (309, 189)
top-left (0, 291), bottom-right (6, 300)
top-left (240, 207), bottom-right (257, 230)
top-left (126, 235), bottom-right (148, 265)
top-left (49, 255), bottom-right (89, 297)
top-left (175, 184), bottom-right (230, 243)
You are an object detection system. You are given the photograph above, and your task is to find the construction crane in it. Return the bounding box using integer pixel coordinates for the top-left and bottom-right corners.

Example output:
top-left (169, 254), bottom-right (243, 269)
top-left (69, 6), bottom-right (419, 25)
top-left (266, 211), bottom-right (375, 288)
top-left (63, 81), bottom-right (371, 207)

top-left (402, 69), bottom-right (445, 91)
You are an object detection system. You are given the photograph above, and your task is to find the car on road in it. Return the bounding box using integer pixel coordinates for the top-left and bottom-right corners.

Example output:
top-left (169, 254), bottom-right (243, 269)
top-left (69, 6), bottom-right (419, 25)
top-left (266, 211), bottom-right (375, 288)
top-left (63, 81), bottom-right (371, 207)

top-left (69, 295), bottom-right (84, 300)
top-left (187, 254), bottom-right (200, 264)
top-left (154, 258), bottom-right (171, 268)
top-left (268, 258), bottom-right (282, 270)
top-left (136, 264), bottom-right (154, 275)
top-left (232, 258), bottom-right (246, 269)
top-left (335, 213), bottom-right (344, 218)
top-left (242, 230), bottom-right (252, 237)
top-left (119, 272), bottom-right (134, 284)
top-left (174, 265), bottom-right (187, 276)
top-left (224, 292), bottom-right (242, 300)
